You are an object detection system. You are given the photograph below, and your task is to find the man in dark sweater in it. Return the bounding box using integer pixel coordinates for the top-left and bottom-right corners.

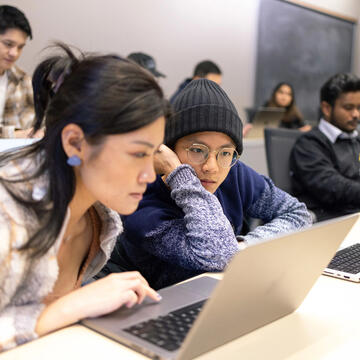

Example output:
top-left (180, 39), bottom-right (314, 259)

top-left (169, 60), bottom-right (222, 103)
top-left (98, 79), bottom-right (311, 289)
top-left (290, 73), bottom-right (360, 222)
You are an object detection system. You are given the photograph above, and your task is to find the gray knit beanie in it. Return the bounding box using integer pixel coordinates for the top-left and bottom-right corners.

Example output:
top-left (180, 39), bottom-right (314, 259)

top-left (165, 79), bottom-right (243, 154)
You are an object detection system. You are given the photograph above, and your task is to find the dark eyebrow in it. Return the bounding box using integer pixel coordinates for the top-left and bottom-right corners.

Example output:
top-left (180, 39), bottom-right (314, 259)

top-left (219, 143), bottom-right (235, 148)
top-left (2, 39), bottom-right (26, 47)
top-left (131, 140), bottom-right (155, 148)
top-left (189, 139), bottom-right (235, 148)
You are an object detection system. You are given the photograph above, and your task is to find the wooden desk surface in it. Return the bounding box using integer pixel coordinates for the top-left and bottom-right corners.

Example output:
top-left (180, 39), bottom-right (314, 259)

top-left (3, 220), bottom-right (360, 359)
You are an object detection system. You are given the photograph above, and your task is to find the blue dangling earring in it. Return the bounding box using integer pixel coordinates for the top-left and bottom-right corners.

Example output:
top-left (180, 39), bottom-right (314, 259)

top-left (67, 155), bottom-right (82, 167)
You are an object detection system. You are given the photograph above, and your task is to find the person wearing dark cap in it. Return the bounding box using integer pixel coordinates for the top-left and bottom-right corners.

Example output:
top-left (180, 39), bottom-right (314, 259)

top-left (99, 79), bottom-right (311, 290)
top-left (127, 52), bottom-right (166, 78)
top-left (169, 60), bottom-right (222, 103)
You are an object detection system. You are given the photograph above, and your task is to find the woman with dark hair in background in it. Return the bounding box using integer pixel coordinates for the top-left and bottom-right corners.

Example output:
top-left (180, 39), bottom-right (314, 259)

top-left (0, 43), bottom-right (170, 351)
top-left (266, 82), bottom-right (311, 132)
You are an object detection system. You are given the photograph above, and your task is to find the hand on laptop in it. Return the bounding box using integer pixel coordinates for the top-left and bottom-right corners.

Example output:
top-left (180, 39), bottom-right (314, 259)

top-left (80, 272), bottom-right (162, 316)
top-left (35, 271), bottom-right (161, 336)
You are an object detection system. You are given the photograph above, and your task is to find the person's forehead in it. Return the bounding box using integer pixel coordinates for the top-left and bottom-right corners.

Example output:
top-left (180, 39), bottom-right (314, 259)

top-left (180, 131), bottom-right (235, 146)
top-left (0, 28), bottom-right (28, 43)
top-left (278, 84), bottom-right (292, 93)
top-left (336, 91), bottom-right (360, 104)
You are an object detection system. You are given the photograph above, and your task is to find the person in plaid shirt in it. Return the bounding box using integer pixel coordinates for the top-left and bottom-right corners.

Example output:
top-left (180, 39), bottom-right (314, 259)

top-left (0, 5), bottom-right (34, 134)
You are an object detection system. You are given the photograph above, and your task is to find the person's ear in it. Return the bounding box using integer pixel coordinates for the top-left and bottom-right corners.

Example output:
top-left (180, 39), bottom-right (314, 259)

top-left (61, 123), bottom-right (85, 160)
top-left (320, 101), bottom-right (332, 120)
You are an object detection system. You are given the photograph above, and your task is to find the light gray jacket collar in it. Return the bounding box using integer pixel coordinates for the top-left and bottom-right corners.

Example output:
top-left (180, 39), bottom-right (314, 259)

top-left (318, 118), bottom-right (358, 144)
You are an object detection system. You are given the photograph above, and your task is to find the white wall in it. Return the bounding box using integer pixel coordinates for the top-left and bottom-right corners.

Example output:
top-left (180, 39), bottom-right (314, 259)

top-left (9, 0), bottom-right (360, 122)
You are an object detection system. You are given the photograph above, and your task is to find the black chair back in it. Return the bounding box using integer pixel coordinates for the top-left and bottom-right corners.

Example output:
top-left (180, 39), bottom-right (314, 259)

top-left (264, 128), bottom-right (302, 194)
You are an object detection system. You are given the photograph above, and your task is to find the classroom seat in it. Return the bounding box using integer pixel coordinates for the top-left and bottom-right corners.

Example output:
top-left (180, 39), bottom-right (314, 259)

top-left (264, 127), bottom-right (302, 194)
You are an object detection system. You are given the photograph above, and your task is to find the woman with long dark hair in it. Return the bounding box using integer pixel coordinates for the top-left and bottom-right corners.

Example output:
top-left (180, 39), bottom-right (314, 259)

top-left (0, 43), bottom-right (170, 351)
top-left (265, 82), bottom-right (311, 132)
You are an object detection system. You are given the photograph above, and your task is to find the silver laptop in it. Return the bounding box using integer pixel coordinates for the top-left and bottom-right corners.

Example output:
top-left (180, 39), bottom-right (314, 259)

top-left (246, 107), bottom-right (285, 139)
top-left (323, 217), bottom-right (360, 282)
top-left (82, 213), bottom-right (359, 360)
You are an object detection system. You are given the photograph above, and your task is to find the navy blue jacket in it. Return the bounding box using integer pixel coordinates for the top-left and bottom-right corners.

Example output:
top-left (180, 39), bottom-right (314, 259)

top-left (100, 163), bottom-right (311, 289)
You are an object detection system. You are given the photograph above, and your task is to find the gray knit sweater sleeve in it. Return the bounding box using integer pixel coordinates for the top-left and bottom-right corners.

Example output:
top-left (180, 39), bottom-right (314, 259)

top-left (147, 165), bottom-right (240, 271)
top-left (145, 166), bottom-right (312, 272)
top-left (243, 176), bottom-right (312, 245)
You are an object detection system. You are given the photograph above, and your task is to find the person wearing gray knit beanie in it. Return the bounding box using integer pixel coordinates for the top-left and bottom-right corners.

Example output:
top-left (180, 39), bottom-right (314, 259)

top-left (166, 78), bottom-right (243, 154)
top-left (101, 79), bottom-right (312, 290)
top-left (159, 79), bottom-right (243, 194)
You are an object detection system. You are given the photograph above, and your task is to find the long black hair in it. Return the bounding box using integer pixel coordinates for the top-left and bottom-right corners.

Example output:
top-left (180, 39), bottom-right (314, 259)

top-left (0, 43), bottom-right (171, 258)
top-left (266, 81), bottom-right (303, 123)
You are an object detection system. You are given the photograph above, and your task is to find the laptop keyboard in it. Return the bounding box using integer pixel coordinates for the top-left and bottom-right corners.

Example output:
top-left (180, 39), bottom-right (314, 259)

top-left (124, 299), bottom-right (206, 352)
top-left (327, 243), bottom-right (360, 274)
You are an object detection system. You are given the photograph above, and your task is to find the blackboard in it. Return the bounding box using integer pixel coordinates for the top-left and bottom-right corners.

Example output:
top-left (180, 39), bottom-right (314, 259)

top-left (255, 0), bottom-right (355, 122)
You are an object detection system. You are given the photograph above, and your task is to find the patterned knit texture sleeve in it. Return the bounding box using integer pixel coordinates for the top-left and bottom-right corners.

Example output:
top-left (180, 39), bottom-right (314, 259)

top-left (0, 304), bottom-right (45, 351)
top-left (19, 74), bottom-right (35, 129)
top-left (243, 176), bottom-right (312, 245)
top-left (0, 207), bottom-right (44, 351)
top-left (145, 165), bottom-right (240, 271)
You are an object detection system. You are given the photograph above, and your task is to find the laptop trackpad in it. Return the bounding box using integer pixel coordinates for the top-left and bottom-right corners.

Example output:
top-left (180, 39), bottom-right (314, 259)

top-left (86, 276), bottom-right (219, 330)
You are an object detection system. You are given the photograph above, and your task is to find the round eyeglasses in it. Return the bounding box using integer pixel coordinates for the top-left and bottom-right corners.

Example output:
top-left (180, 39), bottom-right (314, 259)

top-left (185, 143), bottom-right (239, 168)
